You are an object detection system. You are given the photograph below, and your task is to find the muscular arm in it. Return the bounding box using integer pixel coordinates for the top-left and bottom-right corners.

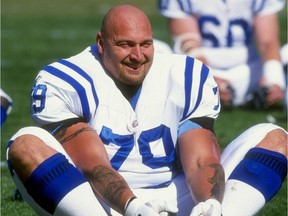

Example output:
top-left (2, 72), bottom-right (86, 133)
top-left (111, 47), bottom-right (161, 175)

top-left (254, 14), bottom-right (281, 61)
top-left (168, 16), bottom-right (199, 39)
top-left (254, 13), bottom-right (284, 104)
top-left (54, 122), bottom-right (135, 214)
top-left (178, 128), bottom-right (225, 203)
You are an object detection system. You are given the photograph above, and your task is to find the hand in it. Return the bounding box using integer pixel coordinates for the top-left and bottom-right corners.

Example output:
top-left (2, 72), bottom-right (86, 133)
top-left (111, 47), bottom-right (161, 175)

top-left (214, 77), bottom-right (234, 107)
top-left (190, 199), bottom-right (222, 216)
top-left (147, 200), bottom-right (178, 215)
top-left (124, 197), bottom-right (178, 216)
top-left (265, 84), bottom-right (284, 105)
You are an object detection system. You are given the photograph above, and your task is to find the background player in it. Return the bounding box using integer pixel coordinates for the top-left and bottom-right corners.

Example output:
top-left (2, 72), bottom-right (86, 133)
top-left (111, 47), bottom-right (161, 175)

top-left (159, 0), bottom-right (286, 109)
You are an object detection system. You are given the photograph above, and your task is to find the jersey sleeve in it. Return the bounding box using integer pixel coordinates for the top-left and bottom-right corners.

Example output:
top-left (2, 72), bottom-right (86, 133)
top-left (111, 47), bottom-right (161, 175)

top-left (184, 58), bottom-right (220, 121)
top-left (158, 0), bottom-right (193, 18)
top-left (30, 69), bottom-right (85, 127)
top-left (254, 0), bottom-right (285, 16)
top-left (169, 55), bottom-right (220, 123)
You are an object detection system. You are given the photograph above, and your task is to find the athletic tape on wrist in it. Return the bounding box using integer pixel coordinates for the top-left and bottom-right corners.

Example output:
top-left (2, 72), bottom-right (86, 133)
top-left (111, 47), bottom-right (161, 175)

top-left (263, 60), bottom-right (285, 89)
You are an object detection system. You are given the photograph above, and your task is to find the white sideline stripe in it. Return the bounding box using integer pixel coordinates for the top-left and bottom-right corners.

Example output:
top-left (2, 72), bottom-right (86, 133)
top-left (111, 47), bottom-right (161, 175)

top-left (0, 161), bottom-right (8, 168)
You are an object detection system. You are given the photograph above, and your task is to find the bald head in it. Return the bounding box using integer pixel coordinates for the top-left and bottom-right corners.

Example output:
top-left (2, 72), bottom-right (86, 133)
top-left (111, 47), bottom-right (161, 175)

top-left (101, 5), bottom-right (152, 39)
top-left (96, 5), bottom-right (154, 86)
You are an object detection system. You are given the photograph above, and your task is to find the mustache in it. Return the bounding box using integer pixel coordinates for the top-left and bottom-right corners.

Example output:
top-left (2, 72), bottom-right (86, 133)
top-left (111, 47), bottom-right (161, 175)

top-left (123, 59), bottom-right (150, 69)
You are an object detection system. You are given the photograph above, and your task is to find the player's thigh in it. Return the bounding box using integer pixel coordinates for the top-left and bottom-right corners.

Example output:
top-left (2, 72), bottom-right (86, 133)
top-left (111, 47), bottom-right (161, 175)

top-left (7, 126), bottom-right (73, 163)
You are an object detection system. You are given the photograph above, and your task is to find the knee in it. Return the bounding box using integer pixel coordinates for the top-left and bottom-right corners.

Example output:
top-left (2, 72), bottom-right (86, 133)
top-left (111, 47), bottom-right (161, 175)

top-left (8, 134), bottom-right (43, 162)
top-left (7, 126), bottom-right (50, 161)
top-left (256, 128), bottom-right (288, 158)
top-left (7, 127), bottom-right (58, 183)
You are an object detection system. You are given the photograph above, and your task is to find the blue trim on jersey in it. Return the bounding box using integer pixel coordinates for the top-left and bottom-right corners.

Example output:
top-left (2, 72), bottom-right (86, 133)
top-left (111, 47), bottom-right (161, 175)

top-left (258, 0), bottom-right (267, 12)
top-left (252, 0), bottom-right (256, 12)
top-left (6, 140), bottom-right (14, 176)
top-left (177, 0), bottom-right (193, 14)
top-left (252, 0), bottom-right (267, 14)
top-left (181, 57), bottom-right (209, 121)
top-left (43, 65), bottom-right (91, 121)
top-left (182, 56), bottom-right (194, 121)
top-left (1, 106), bottom-right (7, 127)
top-left (213, 87), bottom-right (220, 111)
top-left (189, 64), bottom-right (209, 115)
top-left (130, 87), bottom-right (142, 110)
top-left (158, 0), bottom-right (169, 10)
top-left (159, 0), bottom-right (192, 14)
top-left (58, 59), bottom-right (99, 108)
top-left (178, 120), bottom-right (202, 138)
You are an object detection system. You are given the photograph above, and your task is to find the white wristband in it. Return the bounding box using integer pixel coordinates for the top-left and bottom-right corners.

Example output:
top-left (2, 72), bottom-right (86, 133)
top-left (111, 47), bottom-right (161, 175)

top-left (263, 60), bottom-right (285, 89)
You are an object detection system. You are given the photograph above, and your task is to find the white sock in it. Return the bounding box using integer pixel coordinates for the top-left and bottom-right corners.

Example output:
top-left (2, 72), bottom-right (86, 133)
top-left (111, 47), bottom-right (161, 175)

top-left (54, 182), bottom-right (108, 216)
top-left (222, 179), bottom-right (265, 216)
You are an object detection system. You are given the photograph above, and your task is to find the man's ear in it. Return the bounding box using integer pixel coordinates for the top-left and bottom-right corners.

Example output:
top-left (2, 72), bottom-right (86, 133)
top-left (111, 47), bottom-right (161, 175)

top-left (96, 32), bottom-right (104, 53)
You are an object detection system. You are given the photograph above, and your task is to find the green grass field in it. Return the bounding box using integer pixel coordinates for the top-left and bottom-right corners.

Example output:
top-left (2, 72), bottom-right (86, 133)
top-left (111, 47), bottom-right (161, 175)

top-left (1, 0), bottom-right (287, 215)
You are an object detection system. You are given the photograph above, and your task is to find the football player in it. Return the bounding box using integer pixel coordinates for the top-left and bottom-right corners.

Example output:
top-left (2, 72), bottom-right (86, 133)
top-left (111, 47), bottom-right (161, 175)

top-left (7, 5), bottom-right (287, 216)
top-left (159, 0), bottom-right (286, 109)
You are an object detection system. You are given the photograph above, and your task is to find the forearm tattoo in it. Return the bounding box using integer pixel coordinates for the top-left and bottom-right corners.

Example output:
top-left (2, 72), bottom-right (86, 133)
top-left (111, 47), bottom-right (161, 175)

top-left (208, 163), bottom-right (225, 200)
top-left (55, 127), bottom-right (94, 144)
top-left (92, 165), bottom-right (129, 205)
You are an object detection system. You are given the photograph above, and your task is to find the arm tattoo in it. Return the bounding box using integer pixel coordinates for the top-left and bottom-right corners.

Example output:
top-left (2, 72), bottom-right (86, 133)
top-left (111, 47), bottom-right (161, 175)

top-left (208, 163), bottom-right (225, 200)
top-left (55, 127), bottom-right (95, 144)
top-left (92, 165), bottom-right (129, 204)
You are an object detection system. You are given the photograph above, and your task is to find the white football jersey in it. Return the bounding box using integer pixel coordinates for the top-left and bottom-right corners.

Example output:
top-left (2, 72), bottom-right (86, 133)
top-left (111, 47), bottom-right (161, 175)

top-left (30, 45), bottom-right (220, 188)
top-left (159, 0), bottom-right (285, 67)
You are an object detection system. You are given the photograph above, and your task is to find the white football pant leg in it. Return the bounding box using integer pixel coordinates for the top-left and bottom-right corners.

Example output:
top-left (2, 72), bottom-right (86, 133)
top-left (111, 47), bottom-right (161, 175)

top-left (220, 123), bottom-right (286, 216)
top-left (7, 126), bottom-right (108, 216)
